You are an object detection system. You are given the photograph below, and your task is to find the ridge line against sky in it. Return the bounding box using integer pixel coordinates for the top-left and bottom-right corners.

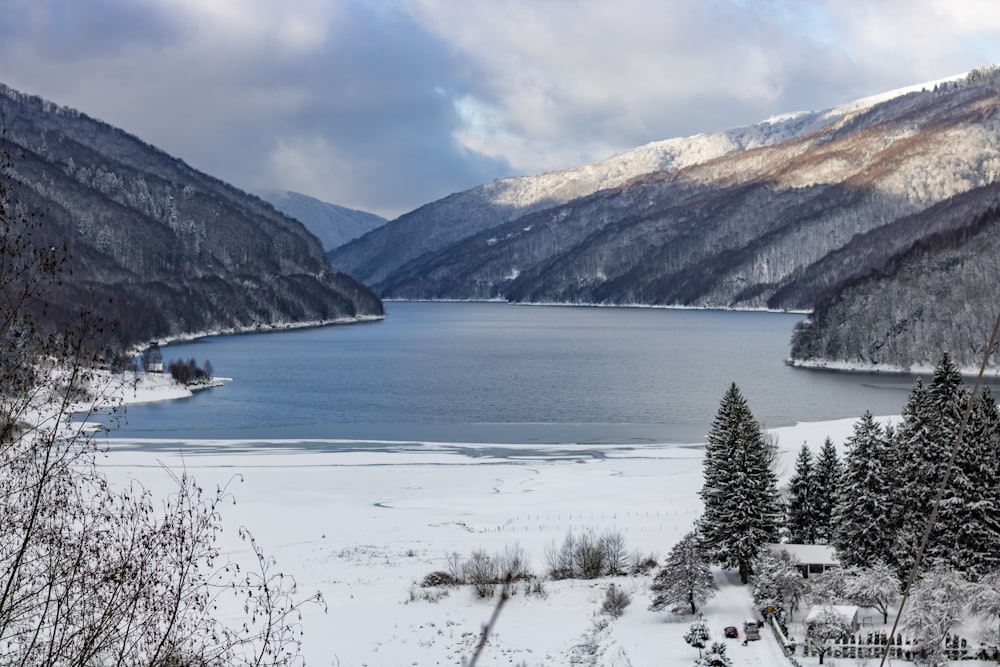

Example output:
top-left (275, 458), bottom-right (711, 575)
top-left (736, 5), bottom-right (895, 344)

top-left (1, 0), bottom-right (999, 220)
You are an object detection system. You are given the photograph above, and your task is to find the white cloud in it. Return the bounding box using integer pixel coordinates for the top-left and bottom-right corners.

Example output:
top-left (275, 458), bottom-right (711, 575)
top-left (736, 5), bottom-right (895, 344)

top-left (399, 0), bottom-right (813, 170)
top-left (266, 135), bottom-right (347, 202)
top-left (2, 0), bottom-right (999, 217)
top-left (400, 0), bottom-right (1000, 175)
top-left (162, 0), bottom-right (336, 55)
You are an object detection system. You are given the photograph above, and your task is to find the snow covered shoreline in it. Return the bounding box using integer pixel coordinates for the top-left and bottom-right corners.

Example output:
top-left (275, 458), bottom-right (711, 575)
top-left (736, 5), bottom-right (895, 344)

top-left (125, 312), bottom-right (384, 357)
top-left (97, 406), bottom-right (884, 666)
top-left (787, 357), bottom-right (1000, 378)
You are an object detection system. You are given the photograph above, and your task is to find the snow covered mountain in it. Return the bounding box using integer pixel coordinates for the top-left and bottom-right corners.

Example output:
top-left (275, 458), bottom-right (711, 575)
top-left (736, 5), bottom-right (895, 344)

top-left (331, 66), bottom-right (1000, 370)
top-left (329, 99), bottom-right (862, 287)
top-left (261, 190), bottom-right (386, 252)
top-left (329, 71), bottom-right (967, 289)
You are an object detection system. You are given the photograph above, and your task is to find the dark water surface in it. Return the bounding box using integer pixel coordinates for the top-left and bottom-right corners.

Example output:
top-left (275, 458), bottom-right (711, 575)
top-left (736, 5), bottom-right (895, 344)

top-left (110, 302), bottom-right (923, 445)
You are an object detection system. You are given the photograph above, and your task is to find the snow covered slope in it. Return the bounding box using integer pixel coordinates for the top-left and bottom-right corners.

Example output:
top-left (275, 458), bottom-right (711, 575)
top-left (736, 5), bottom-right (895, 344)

top-left (329, 71), bottom-right (966, 287)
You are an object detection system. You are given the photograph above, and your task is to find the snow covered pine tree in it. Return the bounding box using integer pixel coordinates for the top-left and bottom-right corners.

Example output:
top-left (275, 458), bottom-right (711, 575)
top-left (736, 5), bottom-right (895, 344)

top-left (698, 383), bottom-right (781, 583)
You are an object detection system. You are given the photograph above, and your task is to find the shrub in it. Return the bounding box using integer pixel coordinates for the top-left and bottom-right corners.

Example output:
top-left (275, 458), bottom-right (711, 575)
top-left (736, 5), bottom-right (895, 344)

top-left (601, 583), bottom-right (633, 618)
top-left (545, 529), bottom-right (631, 579)
top-left (464, 549), bottom-right (500, 598)
top-left (629, 550), bottom-right (659, 575)
top-left (407, 584), bottom-right (450, 604)
top-left (421, 571), bottom-right (460, 588)
top-left (498, 542), bottom-right (532, 581)
top-left (574, 530), bottom-right (606, 579)
top-left (436, 544), bottom-right (536, 599)
top-left (601, 530), bottom-right (629, 576)
top-left (446, 551), bottom-right (465, 583)
top-left (521, 575), bottom-right (547, 598)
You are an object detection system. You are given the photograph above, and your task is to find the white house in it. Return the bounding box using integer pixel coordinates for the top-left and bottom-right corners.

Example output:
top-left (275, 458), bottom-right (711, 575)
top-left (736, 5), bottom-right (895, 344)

top-left (806, 604), bottom-right (861, 633)
top-left (767, 543), bottom-right (838, 578)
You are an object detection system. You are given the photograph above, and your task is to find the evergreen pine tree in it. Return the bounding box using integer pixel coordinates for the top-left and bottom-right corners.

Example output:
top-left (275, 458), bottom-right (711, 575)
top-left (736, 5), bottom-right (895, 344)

top-left (892, 354), bottom-right (968, 577)
top-left (698, 383), bottom-right (781, 583)
top-left (889, 377), bottom-right (931, 578)
top-left (935, 385), bottom-right (1000, 578)
top-left (649, 531), bottom-right (717, 614)
top-left (832, 411), bottom-right (896, 568)
top-left (812, 437), bottom-right (842, 545)
top-left (786, 443), bottom-right (818, 543)
top-left (684, 614), bottom-right (711, 658)
top-left (695, 641), bottom-right (733, 667)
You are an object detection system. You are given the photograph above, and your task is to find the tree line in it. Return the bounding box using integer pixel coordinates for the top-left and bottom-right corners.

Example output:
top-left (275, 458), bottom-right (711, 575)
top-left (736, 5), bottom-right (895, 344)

top-left (639, 356), bottom-right (1000, 665)
top-left (693, 354), bottom-right (1000, 587)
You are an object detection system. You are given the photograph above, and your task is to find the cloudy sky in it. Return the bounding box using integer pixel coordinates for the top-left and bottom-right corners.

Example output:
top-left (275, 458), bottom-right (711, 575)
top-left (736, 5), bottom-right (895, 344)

top-left (1, 0), bottom-right (999, 219)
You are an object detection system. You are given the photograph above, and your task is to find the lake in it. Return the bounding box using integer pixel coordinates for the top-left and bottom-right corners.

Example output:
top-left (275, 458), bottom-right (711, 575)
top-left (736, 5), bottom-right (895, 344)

top-left (110, 302), bottom-right (925, 447)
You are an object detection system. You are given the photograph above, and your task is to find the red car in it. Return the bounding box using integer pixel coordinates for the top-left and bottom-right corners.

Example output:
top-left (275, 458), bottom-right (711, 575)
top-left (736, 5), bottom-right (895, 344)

top-left (724, 626), bottom-right (738, 639)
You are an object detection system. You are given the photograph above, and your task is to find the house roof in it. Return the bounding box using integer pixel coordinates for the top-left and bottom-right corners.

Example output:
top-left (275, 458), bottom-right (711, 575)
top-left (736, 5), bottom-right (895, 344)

top-left (767, 543), bottom-right (838, 566)
top-left (806, 605), bottom-right (860, 623)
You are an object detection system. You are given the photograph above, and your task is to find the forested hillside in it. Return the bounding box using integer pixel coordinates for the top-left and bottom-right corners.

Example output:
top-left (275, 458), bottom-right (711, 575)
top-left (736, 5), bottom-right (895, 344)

top-left (0, 84), bottom-right (383, 352)
top-left (790, 182), bottom-right (1000, 370)
top-left (335, 67), bottom-right (1000, 370)
top-left (374, 70), bottom-right (1000, 309)
top-left (330, 100), bottom-right (851, 286)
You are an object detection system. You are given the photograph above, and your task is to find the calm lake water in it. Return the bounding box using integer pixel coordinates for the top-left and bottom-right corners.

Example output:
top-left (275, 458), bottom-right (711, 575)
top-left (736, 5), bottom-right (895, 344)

top-left (110, 302), bottom-right (925, 446)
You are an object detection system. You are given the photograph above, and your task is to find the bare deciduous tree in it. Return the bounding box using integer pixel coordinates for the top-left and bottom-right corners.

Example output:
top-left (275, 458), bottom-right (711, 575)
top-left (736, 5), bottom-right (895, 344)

top-left (0, 140), bottom-right (321, 666)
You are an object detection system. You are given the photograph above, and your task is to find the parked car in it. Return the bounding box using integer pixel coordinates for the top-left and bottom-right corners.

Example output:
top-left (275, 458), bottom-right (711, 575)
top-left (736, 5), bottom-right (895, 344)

top-left (724, 626), bottom-right (738, 639)
top-left (744, 621), bottom-right (760, 641)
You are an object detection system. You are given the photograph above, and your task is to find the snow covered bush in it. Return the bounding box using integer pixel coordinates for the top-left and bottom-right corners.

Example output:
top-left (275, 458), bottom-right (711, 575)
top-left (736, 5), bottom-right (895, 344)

top-left (544, 528), bottom-right (631, 580)
top-left (695, 641), bottom-right (733, 667)
top-left (970, 571), bottom-right (1000, 649)
top-left (421, 570), bottom-right (460, 587)
top-left (684, 614), bottom-right (711, 658)
top-left (903, 565), bottom-right (969, 666)
top-left (600, 583), bottom-right (632, 618)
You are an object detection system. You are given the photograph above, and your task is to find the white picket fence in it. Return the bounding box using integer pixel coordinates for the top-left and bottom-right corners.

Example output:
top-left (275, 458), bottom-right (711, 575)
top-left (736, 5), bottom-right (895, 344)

top-left (795, 632), bottom-right (995, 662)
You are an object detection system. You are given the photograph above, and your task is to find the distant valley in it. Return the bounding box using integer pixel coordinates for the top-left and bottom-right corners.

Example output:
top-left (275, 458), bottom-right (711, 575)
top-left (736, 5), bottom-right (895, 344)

top-left (261, 190), bottom-right (386, 252)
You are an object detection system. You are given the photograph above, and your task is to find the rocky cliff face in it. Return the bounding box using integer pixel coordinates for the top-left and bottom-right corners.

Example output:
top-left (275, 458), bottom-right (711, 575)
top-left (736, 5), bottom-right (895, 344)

top-left (0, 84), bottom-right (383, 350)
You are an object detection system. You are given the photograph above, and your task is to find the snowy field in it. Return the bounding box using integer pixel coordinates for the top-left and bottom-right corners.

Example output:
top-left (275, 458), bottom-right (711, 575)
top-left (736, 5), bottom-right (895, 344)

top-left (95, 412), bottom-right (887, 667)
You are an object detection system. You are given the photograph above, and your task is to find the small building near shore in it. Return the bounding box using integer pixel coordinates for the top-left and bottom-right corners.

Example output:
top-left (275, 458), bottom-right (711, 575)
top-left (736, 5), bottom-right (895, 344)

top-left (141, 344), bottom-right (164, 373)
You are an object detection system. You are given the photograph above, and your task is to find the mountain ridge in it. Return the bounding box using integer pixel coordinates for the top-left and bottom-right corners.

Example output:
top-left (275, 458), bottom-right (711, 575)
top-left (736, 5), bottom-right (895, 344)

top-left (0, 83), bottom-right (384, 353)
top-left (329, 71), bottom-right (967, 287)
top-left (332, 66), bottom-right (1000, 370)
